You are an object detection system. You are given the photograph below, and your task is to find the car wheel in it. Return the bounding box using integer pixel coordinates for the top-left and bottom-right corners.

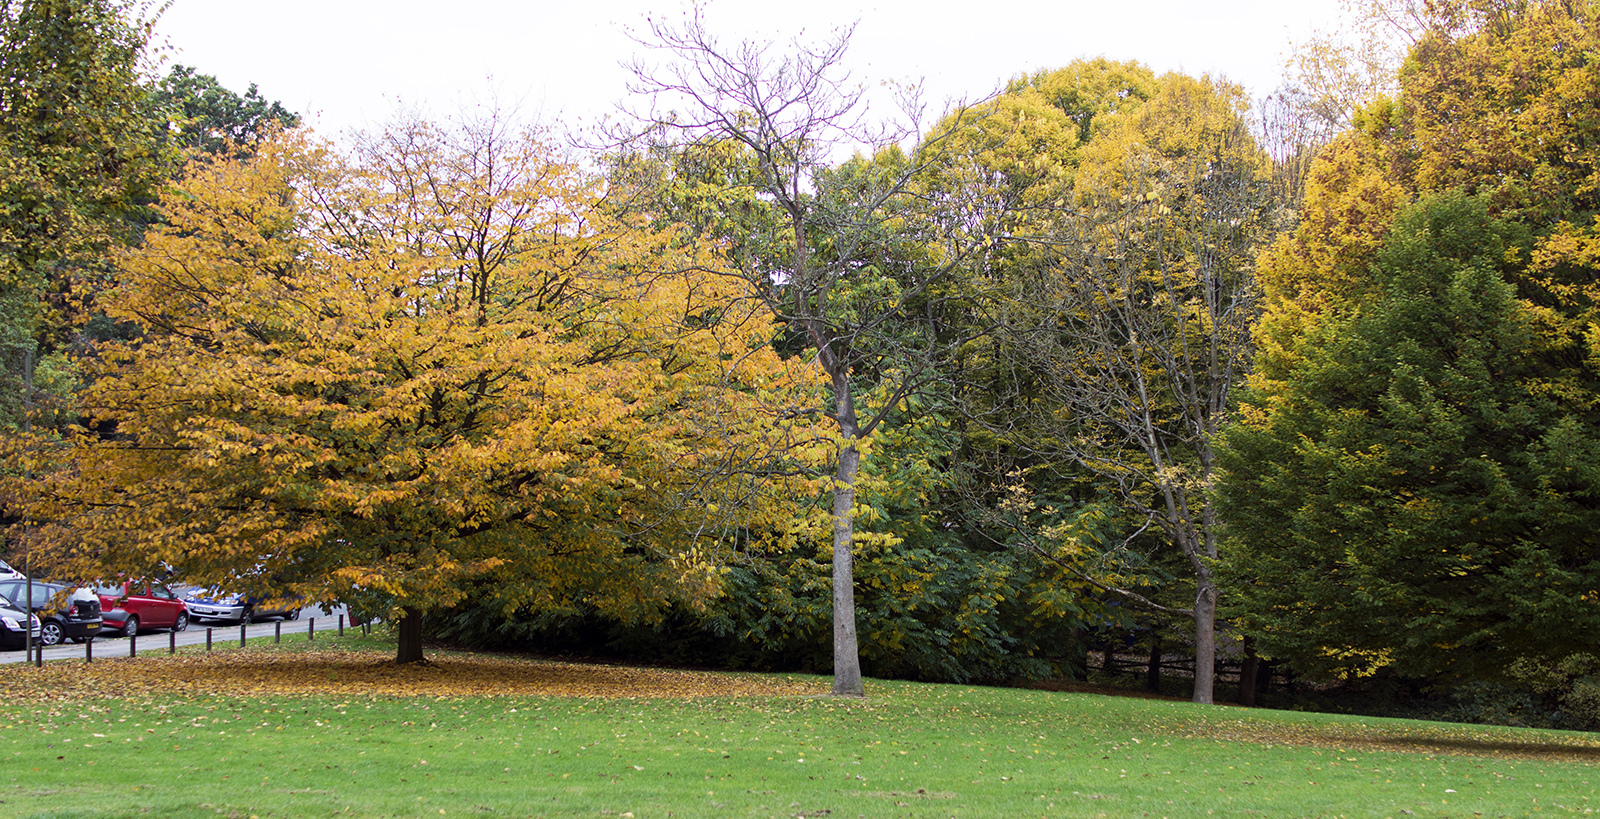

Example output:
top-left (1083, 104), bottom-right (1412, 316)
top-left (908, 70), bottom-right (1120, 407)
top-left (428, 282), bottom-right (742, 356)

top-left (173, 611), bottom-right (188, 632)
top-left (121, 614), bottom-right (139, 638)
top-left (286, 607), bottom-right (300, 621)
top-left (39, 621), bottom-right (63, 647)
top-left (240, 605), bottom-right (254, 624)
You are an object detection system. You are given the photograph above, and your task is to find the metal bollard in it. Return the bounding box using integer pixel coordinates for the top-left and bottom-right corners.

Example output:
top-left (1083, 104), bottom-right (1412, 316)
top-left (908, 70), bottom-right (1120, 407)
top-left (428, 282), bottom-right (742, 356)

top-left (169, 630), bottom-right (176, 655)
top-left (205, 627), bottom-right (212, 651)
top-left (86, 638), bottom-right (92, 663)
top-left (338, 615), bottom-right (344, 637)
top-left (308, 617), bottom-right (315, 641)
top-left (128, 633), bottom-right (136, 658)
top-left (240, 623), bottom-right (247, 648)
top-left (275, 621), bottom-right (281, 644)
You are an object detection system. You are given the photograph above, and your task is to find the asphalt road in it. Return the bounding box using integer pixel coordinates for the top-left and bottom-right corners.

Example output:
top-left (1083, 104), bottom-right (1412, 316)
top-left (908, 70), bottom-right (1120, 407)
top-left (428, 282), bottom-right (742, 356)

top-left (0, 604), bottom-right (360, 665)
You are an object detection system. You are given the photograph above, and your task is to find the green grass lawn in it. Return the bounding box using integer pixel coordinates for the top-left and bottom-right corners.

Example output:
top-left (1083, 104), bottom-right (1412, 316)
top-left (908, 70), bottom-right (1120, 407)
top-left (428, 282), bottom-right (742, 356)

top-left (2, 635), bottom-right (1597, 818)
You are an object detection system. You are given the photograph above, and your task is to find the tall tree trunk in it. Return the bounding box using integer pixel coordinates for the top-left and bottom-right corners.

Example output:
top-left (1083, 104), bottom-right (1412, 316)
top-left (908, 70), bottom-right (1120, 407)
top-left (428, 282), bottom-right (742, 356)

top-left (1192, 577), bottom-right (1217, 704)
top-left (831, 437), bottom-right (864, 696)
top-left (815, 317), bottom-right (865, 698)
top-left (395, 606), bottom-right (425, 664)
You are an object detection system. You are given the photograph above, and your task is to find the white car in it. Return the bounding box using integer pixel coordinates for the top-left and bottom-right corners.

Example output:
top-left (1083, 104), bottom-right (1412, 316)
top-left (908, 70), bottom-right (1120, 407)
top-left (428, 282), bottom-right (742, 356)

top-left (0, 559), bottom-right (23, 581)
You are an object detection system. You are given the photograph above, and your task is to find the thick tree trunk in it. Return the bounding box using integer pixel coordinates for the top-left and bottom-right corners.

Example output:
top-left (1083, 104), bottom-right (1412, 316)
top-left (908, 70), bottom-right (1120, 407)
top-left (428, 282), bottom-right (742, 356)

top-left (1192, 580), bottom-right (1216, 704)
top-left (395, 606), bottom-right (425, 664)
top-left (831, 439), bottom-right (864, 696)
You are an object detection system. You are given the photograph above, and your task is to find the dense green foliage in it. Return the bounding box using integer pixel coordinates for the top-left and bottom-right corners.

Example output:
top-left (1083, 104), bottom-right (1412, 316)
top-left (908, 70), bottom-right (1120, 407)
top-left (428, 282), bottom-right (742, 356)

top-left (1220, 0), bottom-right (1600, 692)
top-left (428, 403), bottom-right (1136, 685)
top-left (0, 0), bottom-right (167, 430)
top-left (1221, 191), bottom-right (1600, 680)
top-left (154, 64), bottom-right (302, 157)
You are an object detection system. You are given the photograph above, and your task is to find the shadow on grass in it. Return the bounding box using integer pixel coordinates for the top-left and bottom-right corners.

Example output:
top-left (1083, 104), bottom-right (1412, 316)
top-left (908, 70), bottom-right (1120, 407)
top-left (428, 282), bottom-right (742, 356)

top-left (1030, 678), bottom-right (1600, 762)
top-left (1366, 734), bottom-right (1600, 761)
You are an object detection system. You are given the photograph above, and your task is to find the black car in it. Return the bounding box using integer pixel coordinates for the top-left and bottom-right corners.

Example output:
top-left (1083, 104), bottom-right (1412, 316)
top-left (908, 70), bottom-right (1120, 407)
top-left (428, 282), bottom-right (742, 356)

top-left (0, 580), bottom-right (103, 646)
top-left (0, 597), bottom-right (39, 650)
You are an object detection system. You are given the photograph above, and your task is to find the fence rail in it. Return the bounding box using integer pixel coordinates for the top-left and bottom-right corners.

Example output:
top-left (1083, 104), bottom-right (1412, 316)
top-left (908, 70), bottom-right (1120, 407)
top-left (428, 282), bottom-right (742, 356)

top-left (17, 615), bottom-right (374, 666)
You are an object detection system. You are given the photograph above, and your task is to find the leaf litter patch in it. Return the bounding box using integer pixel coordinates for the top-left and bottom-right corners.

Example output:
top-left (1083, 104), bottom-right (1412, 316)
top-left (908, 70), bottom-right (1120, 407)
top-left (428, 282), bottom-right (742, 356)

top-left (1, 648), bottom-right (824, 701)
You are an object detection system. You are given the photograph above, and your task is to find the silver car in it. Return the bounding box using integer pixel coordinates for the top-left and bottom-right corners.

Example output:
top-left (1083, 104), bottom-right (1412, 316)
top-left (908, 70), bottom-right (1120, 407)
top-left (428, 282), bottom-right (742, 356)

top-left (181, 588), bottom-right (301, 623)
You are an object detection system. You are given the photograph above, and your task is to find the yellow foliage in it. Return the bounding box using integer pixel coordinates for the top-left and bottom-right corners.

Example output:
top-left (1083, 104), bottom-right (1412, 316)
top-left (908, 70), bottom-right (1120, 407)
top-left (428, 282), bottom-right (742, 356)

top-left (3, 121), bottom-right (825, 628)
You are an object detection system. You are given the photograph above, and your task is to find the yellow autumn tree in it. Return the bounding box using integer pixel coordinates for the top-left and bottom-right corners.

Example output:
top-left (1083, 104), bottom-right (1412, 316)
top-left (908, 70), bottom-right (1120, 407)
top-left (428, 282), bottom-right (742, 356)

top-left (2, 116), bottom-right (822, 663)
top-left (964, 68), bottom-right (1279, 704)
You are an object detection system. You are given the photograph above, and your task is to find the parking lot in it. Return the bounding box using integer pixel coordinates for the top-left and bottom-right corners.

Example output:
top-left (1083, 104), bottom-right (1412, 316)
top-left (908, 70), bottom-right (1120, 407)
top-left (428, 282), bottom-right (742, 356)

top-left (1, 604), bottom-right (358, 665)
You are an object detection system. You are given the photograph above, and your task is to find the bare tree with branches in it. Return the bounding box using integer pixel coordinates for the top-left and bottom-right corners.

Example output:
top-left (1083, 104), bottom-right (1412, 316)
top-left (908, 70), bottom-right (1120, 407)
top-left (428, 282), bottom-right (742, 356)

top-left (617, 9), bottom-right (1002, 696)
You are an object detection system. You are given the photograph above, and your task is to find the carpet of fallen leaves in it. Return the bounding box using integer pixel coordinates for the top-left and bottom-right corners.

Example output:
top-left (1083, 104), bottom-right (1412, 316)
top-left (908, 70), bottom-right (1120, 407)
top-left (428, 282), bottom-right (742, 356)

top-left (0, 648), bottom-right (826, 702)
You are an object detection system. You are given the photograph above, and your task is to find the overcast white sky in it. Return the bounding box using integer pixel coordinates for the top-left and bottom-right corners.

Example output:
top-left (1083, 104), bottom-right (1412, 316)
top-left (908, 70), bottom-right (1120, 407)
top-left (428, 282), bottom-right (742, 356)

top-left (151, 0), bottom-right (1347, 141)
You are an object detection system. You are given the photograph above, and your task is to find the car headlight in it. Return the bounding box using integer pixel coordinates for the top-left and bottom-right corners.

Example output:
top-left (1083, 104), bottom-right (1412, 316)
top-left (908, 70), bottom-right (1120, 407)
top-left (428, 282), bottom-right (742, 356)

top-left (1, 617), bottom-right (19, 630)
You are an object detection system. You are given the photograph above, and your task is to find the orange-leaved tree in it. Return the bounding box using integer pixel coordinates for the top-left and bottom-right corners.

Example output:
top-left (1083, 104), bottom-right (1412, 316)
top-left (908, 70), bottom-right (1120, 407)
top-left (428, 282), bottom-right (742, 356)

top-left (2, 115), bottom-right (822, 663)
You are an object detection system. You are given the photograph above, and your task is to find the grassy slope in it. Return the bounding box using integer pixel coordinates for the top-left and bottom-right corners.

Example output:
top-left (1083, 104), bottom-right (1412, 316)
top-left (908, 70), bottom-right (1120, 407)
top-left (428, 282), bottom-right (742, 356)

top-left (1, 636), bottom-right (1597, 818)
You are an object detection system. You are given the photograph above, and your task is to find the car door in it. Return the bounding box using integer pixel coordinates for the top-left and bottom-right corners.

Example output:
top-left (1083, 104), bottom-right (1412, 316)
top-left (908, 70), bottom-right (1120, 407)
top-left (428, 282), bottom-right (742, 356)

top-left (146, 582), bottom-right (184, 627)
top-left (119, 582), bottom-right (164, 629)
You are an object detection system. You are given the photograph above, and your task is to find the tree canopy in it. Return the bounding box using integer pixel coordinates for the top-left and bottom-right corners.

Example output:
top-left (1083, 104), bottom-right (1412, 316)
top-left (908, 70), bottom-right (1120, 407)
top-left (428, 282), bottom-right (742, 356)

top-left (939, 60), bottom-right (1277, 703)
top-left (1220, 0), bottom-right (1600, 683)
top-left (3, 118), bottom-right (820, 663)
top-left (0, 0), bottom-right (168, 430)
top-left (154, 64), bottom-right (302, 158)
top-left (620, 9), bottom-right (1010, 695)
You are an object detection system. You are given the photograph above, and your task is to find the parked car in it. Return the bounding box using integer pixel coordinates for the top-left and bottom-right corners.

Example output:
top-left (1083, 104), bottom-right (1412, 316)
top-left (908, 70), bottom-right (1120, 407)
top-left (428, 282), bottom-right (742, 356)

top-left (182, 587), bottom-right (302, 624)
top-left (0, 580), bottom-right (102, 646)
top-left (92, 580), bottom-right (188, 637)
top-left (0, 559), bottom-right (22, 581)
top-left (0, 598), bottom-right (40, 650)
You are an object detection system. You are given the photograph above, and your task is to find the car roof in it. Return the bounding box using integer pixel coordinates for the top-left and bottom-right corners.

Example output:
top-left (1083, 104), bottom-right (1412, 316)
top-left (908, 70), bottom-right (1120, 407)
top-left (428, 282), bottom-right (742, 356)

top-left (0, 579), bottom-right (62, 590)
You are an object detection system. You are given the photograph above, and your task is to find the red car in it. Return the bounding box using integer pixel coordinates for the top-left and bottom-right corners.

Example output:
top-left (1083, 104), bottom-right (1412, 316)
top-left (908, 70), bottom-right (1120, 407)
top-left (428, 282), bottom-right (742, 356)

top-left (93, 580), bottom-right (189, 638)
